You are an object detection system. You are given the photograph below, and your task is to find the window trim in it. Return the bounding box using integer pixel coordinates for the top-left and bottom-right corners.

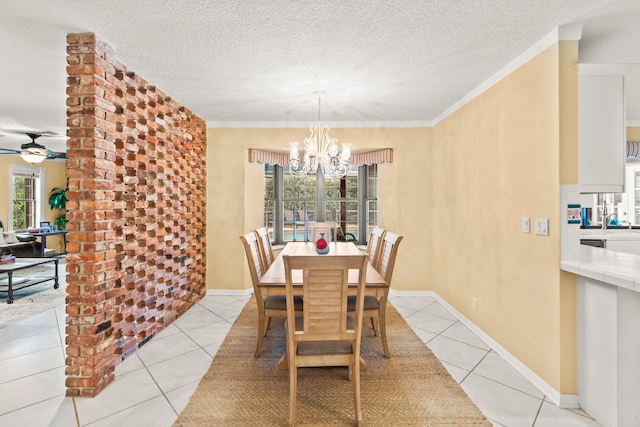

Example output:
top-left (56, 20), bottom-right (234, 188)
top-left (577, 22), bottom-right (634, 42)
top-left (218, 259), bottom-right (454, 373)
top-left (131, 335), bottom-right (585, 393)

top-left (266, 164), bottom-right (376, 246)
top-left (8, 163), bottom-right (45, 231)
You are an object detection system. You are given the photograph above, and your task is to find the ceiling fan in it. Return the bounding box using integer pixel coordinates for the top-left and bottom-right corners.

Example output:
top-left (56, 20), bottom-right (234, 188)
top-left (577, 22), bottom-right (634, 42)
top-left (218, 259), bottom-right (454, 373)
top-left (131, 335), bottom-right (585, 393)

top-left (0, 130), bottom-right (66, 163)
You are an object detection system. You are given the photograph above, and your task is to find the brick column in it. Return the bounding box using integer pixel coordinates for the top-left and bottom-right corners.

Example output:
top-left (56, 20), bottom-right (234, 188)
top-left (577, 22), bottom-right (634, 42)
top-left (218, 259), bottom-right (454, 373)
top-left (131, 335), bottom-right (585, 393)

top-left (65, 33), bottom-right (121, 396)
top-left (65, 33), bottom-right (206, 397)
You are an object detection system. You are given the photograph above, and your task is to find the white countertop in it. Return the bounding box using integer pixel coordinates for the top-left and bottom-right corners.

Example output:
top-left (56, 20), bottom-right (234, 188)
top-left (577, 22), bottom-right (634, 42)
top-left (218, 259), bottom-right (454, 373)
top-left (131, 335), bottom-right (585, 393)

top-left (561, 245), bottom-right (640, 292)
top-left (580, 230), bottom-right (640, 241)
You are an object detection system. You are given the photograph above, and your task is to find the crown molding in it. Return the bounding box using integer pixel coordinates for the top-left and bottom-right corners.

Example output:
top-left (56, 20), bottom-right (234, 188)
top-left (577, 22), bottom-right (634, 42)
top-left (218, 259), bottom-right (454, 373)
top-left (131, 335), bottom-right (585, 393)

top-left (433, 26), bottom-right (583, 126)
top-left (206, 120), bottom-right (434, 129)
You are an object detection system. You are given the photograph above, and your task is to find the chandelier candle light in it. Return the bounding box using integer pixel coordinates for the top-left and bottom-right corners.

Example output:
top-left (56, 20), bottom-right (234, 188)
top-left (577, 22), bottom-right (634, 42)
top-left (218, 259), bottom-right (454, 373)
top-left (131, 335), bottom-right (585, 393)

top-left (289, 91), bottom-right (352, 179)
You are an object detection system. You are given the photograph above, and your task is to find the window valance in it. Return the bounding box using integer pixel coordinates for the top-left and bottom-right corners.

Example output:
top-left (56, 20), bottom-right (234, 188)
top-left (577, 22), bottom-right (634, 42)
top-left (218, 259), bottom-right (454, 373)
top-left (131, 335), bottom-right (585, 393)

top-left (248, 148), bottom-right (393, 166)
top-left (350, 149), bottom-right (393, 166)
top-left (248, 149), bottom-right (290, 166)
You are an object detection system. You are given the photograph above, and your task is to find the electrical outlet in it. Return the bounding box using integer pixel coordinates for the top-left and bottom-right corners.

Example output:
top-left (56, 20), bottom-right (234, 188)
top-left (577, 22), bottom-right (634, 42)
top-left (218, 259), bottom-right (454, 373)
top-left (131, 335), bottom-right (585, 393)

top-left (522, 217), bottom-right (530, 233)
top-left (535, 218), bottom-right (549, 236)
top-left (472, 297), bottom-right (478, 311)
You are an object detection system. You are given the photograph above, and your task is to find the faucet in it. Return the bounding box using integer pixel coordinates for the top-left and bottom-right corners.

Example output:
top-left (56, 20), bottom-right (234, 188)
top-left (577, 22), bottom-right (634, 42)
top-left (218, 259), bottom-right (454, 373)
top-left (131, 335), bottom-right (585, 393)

top-left (603, 213), bottom-right (617, 230)
top-left (601, 201), bottom-right (608, 230)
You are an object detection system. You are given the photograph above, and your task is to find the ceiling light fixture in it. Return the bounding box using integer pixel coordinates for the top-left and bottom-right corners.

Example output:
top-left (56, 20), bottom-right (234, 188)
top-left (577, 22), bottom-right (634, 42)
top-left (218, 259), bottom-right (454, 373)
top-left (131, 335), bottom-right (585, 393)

top-left (289, 91), bottom-right (351, 179)
top-left (17, 133), bottom-right (51, 164)
top-left (19, 147), bottom-right (47, 164)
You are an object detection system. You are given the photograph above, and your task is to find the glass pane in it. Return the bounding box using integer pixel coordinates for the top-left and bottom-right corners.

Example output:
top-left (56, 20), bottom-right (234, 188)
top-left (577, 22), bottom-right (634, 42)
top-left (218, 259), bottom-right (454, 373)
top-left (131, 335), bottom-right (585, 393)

top-left (264, 165), bottom-right (274, 198)
top-left (324, 201), bottom-right (339, 221)
top-left (12, 176), bottom-right (37, 230)
top-left (345, 174), bottom-right (358, 197)
top-left (367, 199), bottom-right (378, 229)
top-left (264, 199), bottom-right (274, 229)
top-left (282, 200), bottom-right (317, 242)
top-left (367, 164), bottom-right (377, 198)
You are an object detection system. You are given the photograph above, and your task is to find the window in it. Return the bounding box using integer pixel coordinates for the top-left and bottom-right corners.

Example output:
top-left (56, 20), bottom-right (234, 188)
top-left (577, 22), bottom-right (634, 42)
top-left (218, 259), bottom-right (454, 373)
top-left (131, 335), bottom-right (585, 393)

top-left (8, 164), bottom-right (45, 230)
top-left (264, 164), bottom-right (378, 245)
top-left (589, 163), bottom-right (640, 227)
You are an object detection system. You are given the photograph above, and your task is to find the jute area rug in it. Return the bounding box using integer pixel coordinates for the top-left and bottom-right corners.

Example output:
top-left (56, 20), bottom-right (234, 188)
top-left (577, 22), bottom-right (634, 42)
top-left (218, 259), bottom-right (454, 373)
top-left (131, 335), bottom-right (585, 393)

top-left (173, 297), bottom-right (491, 426)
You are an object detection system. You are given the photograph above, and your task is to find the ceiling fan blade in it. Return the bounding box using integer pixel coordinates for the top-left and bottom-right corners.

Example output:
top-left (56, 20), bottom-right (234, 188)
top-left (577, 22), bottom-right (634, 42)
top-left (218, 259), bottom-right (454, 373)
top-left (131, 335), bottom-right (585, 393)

top-left (0, 147), bottom-right (20, 154)
top-left (0, 129), bottom-right (61, 138)
top-left (0, 130), bottom-right (66, 160)
top-left (47, 151), bottom-right (67, 159)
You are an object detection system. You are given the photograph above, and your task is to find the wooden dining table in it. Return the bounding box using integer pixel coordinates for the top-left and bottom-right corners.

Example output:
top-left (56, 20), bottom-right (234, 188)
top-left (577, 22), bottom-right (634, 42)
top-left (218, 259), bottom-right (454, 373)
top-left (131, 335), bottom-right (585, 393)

top-left (259, 241), bottom-right (388, 296)
top-left (259, 241), bottom-right (388, 370)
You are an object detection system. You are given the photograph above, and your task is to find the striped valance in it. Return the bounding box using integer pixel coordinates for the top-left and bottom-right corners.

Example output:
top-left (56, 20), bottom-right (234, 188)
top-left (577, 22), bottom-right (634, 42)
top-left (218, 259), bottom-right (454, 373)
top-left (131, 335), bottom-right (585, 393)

top-left (351, 149), bottom-right (393, 166)
top-left (628, 141), bottom-right (640, 158)
top-left (248, 149), bottom-right (290, 166)
top-left (248, 148), bottom-right (393, 166)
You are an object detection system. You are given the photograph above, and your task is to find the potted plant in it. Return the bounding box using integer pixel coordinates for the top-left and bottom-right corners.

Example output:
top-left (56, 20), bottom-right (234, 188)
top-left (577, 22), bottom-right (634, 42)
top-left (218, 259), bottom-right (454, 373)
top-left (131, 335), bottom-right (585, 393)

top-left (48, 187), bottom-right (68, 230)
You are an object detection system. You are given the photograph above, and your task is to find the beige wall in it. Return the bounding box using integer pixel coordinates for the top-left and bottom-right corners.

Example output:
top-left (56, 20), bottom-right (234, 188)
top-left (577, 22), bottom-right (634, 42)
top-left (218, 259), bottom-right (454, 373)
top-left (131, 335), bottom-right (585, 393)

top-left (206, 127), bottom-right (432, 292)
top-left (431, 42), bottom-right (577, 393)
top-left (206, 41), bottom-right (583, 395)
top-left (628, 126), bottom-right (640, 140)
top-left (0, 157), bottom-right (67, 251)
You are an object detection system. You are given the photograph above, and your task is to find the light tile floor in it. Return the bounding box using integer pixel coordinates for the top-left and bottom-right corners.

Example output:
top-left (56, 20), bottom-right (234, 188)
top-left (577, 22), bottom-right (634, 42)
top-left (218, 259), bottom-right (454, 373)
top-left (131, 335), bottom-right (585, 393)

top-left (0, 294), bottom-right (602, 427)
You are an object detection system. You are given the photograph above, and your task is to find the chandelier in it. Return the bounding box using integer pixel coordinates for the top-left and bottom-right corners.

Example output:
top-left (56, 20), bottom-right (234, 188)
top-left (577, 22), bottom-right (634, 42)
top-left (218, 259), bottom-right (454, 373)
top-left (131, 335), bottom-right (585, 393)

top-left (289, 91), bottom-right (351, 179)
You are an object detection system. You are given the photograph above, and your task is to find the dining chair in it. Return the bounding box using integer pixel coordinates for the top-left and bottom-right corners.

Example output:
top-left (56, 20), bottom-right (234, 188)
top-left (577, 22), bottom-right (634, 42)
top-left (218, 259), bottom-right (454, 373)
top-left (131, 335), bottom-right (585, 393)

top-left (283, 253), bottom-right (368, 426)
top-left (365, 226), bottom-right (386, 268)
top-left (240, 231), bottom-right (302, 358)
top-left (351, 230), bottom-right (402, 358)
top-left (308, 221), bottom-right (335, 243)
top-left (254, 227), bottom-right (274, 273)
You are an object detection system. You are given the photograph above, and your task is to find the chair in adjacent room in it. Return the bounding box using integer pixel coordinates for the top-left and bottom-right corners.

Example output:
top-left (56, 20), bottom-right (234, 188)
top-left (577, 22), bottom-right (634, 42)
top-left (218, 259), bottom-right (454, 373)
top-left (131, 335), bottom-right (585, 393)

top-left (283, 253), bottom-right (368, 426)
top-left (350, 230), bottom-right (402, 358)
top-left (240, 231), bottom-right (302, 358)
top-left (308, 221), bottom-right (335, 243)
top-left (254, 226), bottom-right (275, 273)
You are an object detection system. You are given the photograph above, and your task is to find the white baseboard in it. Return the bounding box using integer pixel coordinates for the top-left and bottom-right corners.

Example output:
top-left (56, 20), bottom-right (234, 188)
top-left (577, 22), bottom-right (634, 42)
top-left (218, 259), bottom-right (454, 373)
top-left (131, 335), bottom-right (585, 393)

top-left (206, 288), bottom-right (253, 296)
top-left (389, 289), bottom-right (579, 409)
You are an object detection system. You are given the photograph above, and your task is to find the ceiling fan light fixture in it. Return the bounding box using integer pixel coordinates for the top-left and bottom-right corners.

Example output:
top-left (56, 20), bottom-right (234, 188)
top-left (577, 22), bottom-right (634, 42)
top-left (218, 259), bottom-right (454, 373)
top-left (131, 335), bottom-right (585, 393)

top-left (19, 147), bottom-right (48, 164)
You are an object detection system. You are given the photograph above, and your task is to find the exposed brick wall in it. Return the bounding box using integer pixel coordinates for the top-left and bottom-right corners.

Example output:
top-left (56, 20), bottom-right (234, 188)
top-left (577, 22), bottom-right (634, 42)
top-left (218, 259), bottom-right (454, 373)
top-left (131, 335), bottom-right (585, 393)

top-left (65, 33), bottom-right (206, 397)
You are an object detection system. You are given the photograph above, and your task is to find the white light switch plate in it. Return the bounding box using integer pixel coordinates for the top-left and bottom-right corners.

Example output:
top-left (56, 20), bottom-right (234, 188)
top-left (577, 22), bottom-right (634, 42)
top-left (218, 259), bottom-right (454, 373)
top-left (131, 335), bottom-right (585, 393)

top-left (535, 218), bottom-right (549, 236)
top-left (522, 217), bottom-right (530, 233)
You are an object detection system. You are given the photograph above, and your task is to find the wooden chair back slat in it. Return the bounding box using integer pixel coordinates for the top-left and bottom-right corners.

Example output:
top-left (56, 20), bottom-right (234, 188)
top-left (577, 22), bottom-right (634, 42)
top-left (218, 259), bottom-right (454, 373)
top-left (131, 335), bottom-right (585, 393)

top-left (254, 227), bottom-right (274, 273)
top-left (366, 226), bottom-right (387, 268)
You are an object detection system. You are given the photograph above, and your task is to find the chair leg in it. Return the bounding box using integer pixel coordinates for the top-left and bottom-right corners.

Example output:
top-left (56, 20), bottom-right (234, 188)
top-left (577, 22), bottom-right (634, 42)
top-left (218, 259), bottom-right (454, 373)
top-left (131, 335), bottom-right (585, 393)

top-left (254, 315), bottom-right (265, 358)
top-left (263, 316), bottom-right (271, 336)
top-left (370, 317), bottom-right (378, 336)
top-left (289, 364), bottom-right (297, 425)
top-left (353, 359), bottom-right (363, 426)
top-left (378, 301), bottom-right (390, 358)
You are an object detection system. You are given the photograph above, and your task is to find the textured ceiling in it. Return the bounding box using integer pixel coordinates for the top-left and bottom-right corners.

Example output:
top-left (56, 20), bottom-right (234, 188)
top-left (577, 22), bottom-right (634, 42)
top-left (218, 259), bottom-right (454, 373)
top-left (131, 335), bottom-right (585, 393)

top-left (0, 0), bottom-right (639, 153)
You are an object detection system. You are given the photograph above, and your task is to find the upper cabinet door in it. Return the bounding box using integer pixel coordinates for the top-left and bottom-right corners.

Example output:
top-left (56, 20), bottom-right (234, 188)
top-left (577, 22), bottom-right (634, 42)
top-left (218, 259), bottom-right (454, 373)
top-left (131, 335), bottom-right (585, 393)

top-left (578, 64), bottom-right (633, 194)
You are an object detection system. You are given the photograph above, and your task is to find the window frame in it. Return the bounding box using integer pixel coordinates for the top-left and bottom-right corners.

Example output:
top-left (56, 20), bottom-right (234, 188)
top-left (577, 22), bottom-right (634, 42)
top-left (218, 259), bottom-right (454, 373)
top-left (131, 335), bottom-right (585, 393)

top-left (265, 164), bottom-right (377, 246)
top-left (8, 163), bottom-right (45, 231)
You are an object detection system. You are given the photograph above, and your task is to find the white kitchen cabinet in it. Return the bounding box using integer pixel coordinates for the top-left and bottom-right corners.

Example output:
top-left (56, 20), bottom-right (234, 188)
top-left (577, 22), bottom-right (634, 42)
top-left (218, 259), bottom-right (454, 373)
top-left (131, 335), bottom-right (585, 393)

top-left (578, 64), bottom-right (633, 194)
top-left (577, 276), bottom-right (640, 427)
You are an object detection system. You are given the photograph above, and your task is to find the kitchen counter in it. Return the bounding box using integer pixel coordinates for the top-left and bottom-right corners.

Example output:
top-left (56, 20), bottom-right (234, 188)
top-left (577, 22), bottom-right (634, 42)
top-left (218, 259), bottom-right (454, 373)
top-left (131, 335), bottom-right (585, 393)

top-left (580, 229), bottom-right (640, 241)
top-left (561, 245), bottom-right (640, 292)
top-left (562, 245), bottom-right (640, 426)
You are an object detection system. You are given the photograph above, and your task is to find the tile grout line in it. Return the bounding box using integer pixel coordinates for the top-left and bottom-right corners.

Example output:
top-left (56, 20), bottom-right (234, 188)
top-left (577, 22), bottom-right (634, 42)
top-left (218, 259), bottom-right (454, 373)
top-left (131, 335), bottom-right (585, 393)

top-left (458, 347), bottom-right (491, 385)
top-left (530, 397), bottom-right (545, 427)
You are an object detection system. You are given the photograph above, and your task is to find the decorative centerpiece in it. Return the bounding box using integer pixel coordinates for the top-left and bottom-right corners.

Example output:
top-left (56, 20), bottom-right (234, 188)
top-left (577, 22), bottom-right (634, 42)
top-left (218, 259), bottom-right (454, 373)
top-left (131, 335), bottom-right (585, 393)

top-left (315, 232), bottom-right (329, 255)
